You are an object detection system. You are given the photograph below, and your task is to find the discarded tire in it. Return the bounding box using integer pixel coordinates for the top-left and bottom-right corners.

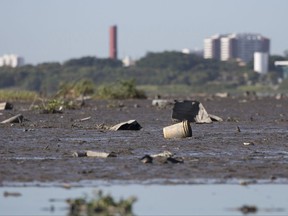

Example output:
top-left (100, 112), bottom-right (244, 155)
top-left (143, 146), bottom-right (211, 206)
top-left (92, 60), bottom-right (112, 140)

top-left (163, 120), bottom-right (192, 139)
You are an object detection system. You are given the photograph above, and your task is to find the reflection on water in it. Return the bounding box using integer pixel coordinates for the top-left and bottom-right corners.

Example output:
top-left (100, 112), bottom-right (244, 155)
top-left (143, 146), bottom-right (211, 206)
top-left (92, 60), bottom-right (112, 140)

top-left (1, 184), bottom-right (288, 216)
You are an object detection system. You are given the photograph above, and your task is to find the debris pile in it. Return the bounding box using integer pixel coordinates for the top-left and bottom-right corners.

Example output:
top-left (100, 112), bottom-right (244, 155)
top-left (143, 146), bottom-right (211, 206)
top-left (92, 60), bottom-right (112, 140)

top-left (172, 100), bottom-right (222, 123)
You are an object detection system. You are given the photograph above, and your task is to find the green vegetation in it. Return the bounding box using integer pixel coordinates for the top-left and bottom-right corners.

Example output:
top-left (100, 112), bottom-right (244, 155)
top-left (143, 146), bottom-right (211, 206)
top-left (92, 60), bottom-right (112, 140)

top-left (96, 79), bottom-right (146, 99)
top-left (55, 79), bottom-right (95, 99)
top-left (67, 190), bottom-right (137, 216)
top-left (1, 51), bottom-right (288, 96)
top-left (0, 89), bottom-right (38, 101)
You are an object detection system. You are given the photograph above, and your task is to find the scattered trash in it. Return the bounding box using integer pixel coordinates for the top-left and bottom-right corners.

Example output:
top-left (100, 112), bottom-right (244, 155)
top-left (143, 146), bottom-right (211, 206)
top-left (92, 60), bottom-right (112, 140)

top-left (0, 102), bottom-right (13, 110)
top-left (239, 180), bottom-right (257, 186)
top-left (237, 126), bottom-right (241, 132)
top-left (163, 120), bottom-right (192, 139)
top-left (140, 155), bottom-right (153, 164)
top-left (214, 92), bottom-right (229, 98)
top-left (208, 114), bottom-right (223, 122)
top-left (275, 93), bottom-right (284, 100)
top-left (110, 120), bottom-right (142, 131)
top-left (172, 100), bottom-right (212, 123)
top-left (141, 151), bottom-right (184, 164)
top-left (152, 99), bottom-right (173, 108)
top-left (238, 205), bottom-right (258, 214)
top-left (1, 114), bottom-right (24, 124)
top-left (165, 157), bottom-right (184, 164)
top-left (150, 150), bottom-right (173, 158)
top-left (95, 123), bottom-right (111, 130)
top-left (78, 116), bottom-right (91, 122)
top-left (72, 151), bottom-right (117, 158)
top-left (243, 142), bottom-right (255, 146)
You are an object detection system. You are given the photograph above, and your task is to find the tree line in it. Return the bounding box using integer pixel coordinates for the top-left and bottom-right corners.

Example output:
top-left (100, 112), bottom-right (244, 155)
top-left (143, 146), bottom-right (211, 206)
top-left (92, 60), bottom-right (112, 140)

top-left (0, 51), bottom-right (287, 95)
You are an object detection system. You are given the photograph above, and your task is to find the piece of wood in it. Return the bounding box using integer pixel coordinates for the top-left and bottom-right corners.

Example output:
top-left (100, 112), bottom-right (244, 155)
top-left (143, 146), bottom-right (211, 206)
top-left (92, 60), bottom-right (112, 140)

top-left (1, 114), bottom-right (23, 124)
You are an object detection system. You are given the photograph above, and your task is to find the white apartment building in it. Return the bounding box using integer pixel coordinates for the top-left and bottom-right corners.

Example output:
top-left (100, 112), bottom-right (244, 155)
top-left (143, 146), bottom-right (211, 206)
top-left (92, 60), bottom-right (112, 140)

top-left (0, 54), bottom-right (25, 67)
top-left (204, 34), bottom-right (224, 60)
top-left (204, 33), bottom-right (270, 63)
top-left (254, 52), bottom-right (268, 74)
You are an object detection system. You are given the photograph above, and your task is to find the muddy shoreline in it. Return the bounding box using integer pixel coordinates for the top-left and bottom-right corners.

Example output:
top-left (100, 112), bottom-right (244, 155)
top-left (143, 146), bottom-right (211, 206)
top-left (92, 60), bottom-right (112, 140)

top-left (1, 96), bottom-right (288, 185)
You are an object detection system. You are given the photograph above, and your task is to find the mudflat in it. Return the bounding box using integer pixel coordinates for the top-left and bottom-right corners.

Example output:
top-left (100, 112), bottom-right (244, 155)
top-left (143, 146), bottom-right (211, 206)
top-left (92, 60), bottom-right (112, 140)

top-left (1, 95), bottom-right (288, 185)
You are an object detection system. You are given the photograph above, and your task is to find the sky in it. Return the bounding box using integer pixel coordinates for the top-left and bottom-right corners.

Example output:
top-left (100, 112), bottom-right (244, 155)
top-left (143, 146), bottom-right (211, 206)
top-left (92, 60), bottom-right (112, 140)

top-left (1, 0), bottom-right (288, 65)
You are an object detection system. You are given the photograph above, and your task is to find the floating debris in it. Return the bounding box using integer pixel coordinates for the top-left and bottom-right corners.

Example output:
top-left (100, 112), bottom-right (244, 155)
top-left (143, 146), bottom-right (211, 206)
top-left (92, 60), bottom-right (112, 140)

top-left (238, 205), bottom-right (258, 214)
top-left (3, 191), bottom-right (21, 197)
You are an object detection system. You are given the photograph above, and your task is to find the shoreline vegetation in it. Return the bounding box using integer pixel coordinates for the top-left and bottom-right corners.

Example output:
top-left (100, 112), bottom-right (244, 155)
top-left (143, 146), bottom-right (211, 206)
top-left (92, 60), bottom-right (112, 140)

top-left (0, 82), bottom-right (287, 102)
top-left (1, 51), bottom-right (288, 101)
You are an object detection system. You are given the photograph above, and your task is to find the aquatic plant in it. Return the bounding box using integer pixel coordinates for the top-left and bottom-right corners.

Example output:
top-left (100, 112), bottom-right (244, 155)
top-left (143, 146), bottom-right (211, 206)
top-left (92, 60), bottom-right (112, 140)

top-left (67, 190), bottom-right (137, 216)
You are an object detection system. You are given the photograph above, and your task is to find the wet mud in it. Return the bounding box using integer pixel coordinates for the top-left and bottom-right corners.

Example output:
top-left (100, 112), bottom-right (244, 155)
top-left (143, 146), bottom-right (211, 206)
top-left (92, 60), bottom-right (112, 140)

top-left (1, 96), bottom-right (288, 185)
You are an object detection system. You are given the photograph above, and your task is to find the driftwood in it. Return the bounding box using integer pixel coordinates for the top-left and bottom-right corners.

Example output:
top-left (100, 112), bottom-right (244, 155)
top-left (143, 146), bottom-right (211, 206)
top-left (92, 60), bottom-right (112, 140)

top-left (1, 114), bottom-right (23, 124)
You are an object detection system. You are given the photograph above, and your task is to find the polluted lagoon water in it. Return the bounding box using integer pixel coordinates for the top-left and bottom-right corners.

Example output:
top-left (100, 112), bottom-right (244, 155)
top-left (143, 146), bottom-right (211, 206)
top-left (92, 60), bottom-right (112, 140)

top-left (1, 95), bottom-right (288, 215)
top-left (1, 183), bottom-right (288, 216)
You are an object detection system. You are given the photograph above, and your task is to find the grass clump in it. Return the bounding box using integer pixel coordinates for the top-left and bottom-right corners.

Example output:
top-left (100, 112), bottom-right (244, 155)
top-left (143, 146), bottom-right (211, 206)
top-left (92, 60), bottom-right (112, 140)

top-left (96, 79), bottom-right (146, 99)
top-left (67, 190), bottom-right (137, 216)
top-left (55, 79), bottom-right (95, 100)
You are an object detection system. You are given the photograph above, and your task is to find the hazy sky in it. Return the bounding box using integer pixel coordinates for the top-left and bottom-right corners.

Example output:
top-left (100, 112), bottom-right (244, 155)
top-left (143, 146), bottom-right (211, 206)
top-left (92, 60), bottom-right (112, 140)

top-left (1, 0), bottom-right (287, 65)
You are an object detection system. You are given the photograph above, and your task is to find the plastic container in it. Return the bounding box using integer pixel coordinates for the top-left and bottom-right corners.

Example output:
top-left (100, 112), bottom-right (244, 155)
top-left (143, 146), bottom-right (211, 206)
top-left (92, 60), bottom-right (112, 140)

top-left (163, 120), bottom-right (192, 139)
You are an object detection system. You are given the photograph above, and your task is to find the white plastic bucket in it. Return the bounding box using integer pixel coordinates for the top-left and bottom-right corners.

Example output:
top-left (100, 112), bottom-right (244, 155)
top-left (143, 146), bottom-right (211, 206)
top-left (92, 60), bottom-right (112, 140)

top-left (163, 120), bottom-right (192, 139)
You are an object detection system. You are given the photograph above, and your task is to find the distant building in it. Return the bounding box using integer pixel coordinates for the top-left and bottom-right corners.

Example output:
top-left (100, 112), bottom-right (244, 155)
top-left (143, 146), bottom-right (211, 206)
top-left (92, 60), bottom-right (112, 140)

top-left (109, 25), bottom-right (118, 59)
top-left (182, 48), bottom-right (191, 54)
top-left (0, 54), bottom-right (24, 67)
top-left (204, 34), bottom-right (226, 60)
top-left (204, 33), bottom-right (270, 63)
top-left (182, 48), bottom-right (203, 57)
top-left (254, 52), bottom-right (268, 74)
top-left (275, 61), bottom-right (288, 79)
top-left (122, 56), bottom-right (135, 67)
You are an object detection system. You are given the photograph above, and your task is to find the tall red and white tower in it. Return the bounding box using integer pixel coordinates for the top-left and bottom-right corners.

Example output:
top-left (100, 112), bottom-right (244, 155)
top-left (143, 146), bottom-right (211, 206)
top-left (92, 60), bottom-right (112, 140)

top-left (109, 25), bottom-right (117, 59)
